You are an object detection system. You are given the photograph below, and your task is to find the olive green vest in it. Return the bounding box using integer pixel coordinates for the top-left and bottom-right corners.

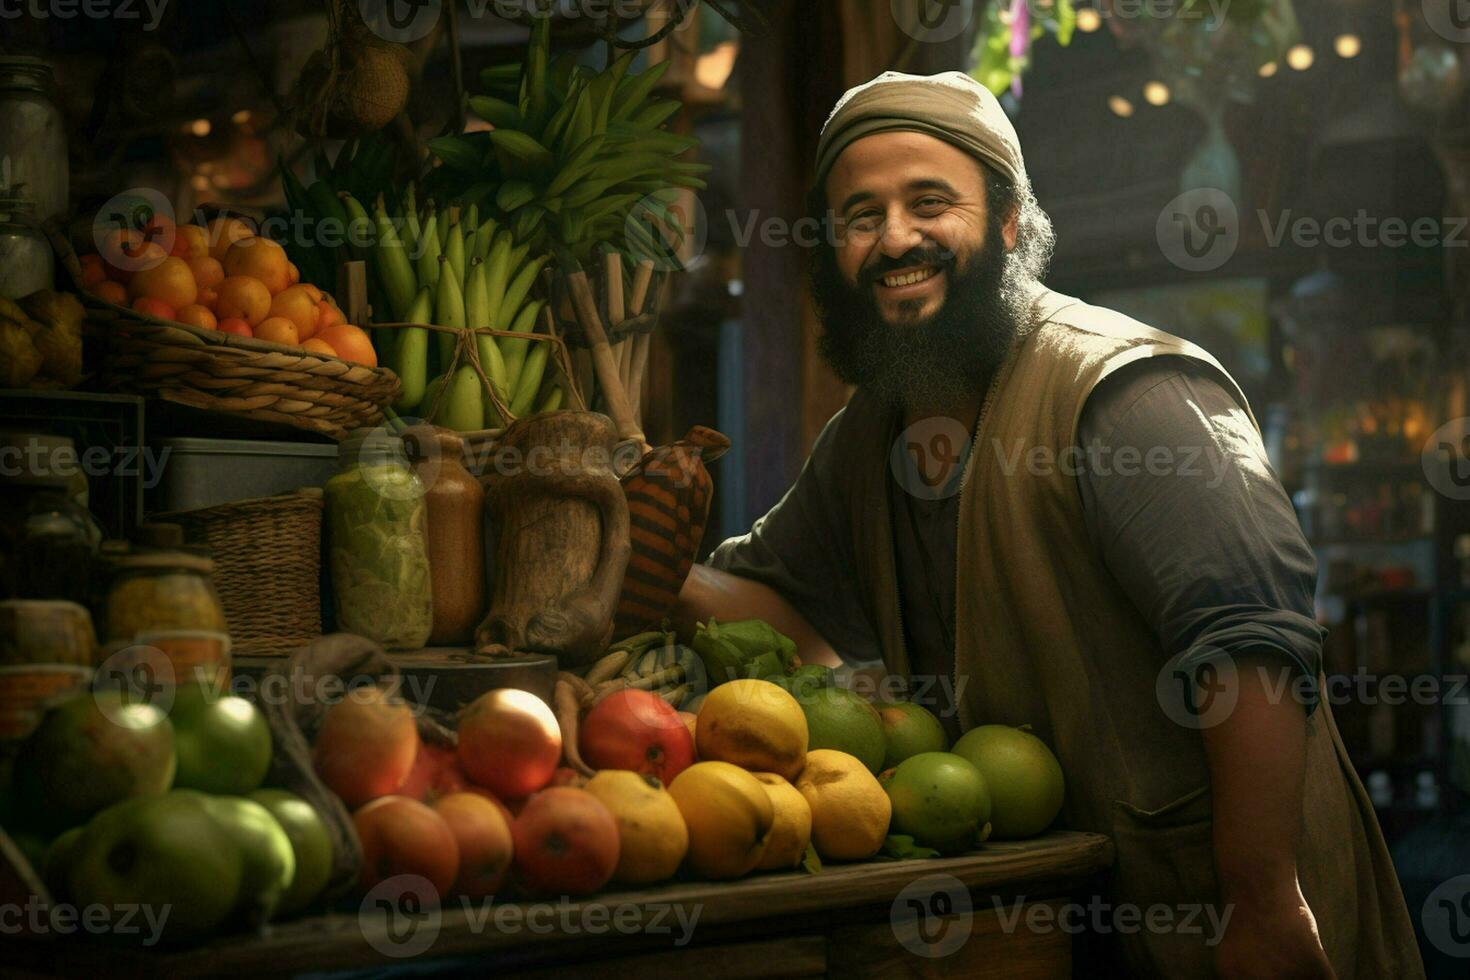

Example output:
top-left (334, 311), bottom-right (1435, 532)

top-left (840, 287), bottom-right (1423, 978)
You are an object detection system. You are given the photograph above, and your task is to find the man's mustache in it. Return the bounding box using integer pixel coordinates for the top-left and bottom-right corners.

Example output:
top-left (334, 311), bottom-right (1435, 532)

top-left (861, 245), bottom-right (957, 286)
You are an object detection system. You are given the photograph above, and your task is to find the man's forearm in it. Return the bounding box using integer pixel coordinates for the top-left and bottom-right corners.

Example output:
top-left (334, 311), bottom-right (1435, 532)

top-left (1201, 652), bottom-right (1307, 899)
top-left (1201, 652), bottom-right (1334, 978)
top-left (675, 565), bottom-right (842, 667)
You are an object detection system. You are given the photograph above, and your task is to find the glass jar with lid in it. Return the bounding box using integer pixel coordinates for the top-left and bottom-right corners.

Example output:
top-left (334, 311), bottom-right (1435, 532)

top-left (0, 56), bottom-right (68, 223)
top-left (325, 428), bottom-right (433, 650)
top-left (101, 523), bottom-right (231, 691)
top-left (0, 197), bottom-right (52, 296)
top-left (0, 432), bottom-right (102, 605)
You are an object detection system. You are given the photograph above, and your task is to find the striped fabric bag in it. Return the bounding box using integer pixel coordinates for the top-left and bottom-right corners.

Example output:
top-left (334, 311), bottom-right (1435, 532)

top-left (614, 426), bottom-right (732, 639)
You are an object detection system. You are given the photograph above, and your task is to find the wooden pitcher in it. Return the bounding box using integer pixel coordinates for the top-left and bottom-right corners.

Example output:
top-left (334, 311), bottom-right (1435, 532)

top-left (474, 411), bottom-right (631, 666)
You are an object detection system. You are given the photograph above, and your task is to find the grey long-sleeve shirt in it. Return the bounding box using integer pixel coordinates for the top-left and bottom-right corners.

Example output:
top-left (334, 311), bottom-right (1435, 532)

top-left (709, 358), bottom-right (1324, 737)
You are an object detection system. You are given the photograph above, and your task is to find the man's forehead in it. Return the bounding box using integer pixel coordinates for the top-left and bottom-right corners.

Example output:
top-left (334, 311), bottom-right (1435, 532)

top-left (826, 132), bottom-right (986, 197)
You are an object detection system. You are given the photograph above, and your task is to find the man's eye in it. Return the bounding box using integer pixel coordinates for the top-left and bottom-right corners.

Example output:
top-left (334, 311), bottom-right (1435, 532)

top-left (849, 212), bottom-right (882, 231)
top-left (915, 197), bottom-right (946, 210)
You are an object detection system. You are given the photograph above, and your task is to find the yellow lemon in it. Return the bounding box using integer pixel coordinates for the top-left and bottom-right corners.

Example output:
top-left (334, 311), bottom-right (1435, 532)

top-left (795, 749), bottom-right (891, 861)
top-left (583, 770), bottom-right (689, 885)
top-left (752, 772), bottom-right (813, 871)
top-left (696, 679), bottom-right (808, 780)
top-left (667, 761), bottom-right (774, 879)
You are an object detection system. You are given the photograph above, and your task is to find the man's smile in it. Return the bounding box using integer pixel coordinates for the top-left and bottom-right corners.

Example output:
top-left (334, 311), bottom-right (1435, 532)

top-left (873, 264), bottom-right (946, 301)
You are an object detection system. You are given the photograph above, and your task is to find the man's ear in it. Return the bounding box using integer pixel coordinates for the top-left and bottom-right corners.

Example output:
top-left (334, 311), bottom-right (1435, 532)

top-left (1002, 206), bottom-right (1020, 250)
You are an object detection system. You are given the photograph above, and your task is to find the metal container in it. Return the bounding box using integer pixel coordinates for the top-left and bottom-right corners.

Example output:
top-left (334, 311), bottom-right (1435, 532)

top-left (154, 437), bottom-right (338, 512)
top-left (0, 57), bottom-right (68, 223)
top-left (0, 197), bottom-right (52, 295)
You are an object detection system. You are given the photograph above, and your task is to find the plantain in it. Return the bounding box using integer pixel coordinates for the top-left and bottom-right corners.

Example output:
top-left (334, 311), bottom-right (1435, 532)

top-left (584, 649), bottom-right (631, 685)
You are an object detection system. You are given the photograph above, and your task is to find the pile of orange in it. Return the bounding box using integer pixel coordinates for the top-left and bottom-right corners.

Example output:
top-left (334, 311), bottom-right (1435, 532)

top-left (84, 215), bottom-right (377, 368)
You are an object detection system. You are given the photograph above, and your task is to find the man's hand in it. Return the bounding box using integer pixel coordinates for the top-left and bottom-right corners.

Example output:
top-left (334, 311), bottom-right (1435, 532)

top-left (1213, 880), bottom-right (1336, 980)
top-left (1199, 652), bottom-right (1335, 979)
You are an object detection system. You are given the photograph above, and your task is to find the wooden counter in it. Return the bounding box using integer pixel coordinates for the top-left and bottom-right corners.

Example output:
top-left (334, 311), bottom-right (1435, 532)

top-left (11, 831), bottom-right (1111, 979)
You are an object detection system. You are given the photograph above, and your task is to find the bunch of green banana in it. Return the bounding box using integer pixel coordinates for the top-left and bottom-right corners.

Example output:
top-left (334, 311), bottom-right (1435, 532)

top-left (334, 183), bottom-right (566, 431)
top-left (581, 630), bottom-right (696, 708)
top-left (277, 136), bottom-right (396, 328)
top-left (427, 10), bottom-right (708, 266)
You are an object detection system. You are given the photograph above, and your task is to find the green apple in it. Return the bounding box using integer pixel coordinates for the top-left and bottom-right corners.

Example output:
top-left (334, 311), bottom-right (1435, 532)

top-left (68, 792), bottom-right (242, 940)
top-left (248, 789), bottom-right (334, 916)
top-left (170, 686), bottom-right (272, 795)
top-left (12, 690), bottom-right (175, 831)
top-left (199, 795), bottom-right (295, 926)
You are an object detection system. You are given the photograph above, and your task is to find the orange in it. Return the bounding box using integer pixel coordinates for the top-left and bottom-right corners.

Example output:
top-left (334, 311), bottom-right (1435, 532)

top-left (218, 317), bottom-right (253, 338)
top-left (80, 254), bottom-right (107, 287)
top-left (268, 285), bottom-right (322, 340)
top-left (223, 237), bottom-right (290, 294)
top-left (317, 323), bottom-right (377, 367)
top-left (90, 280), bottom-right (128, 306)
top-left (187, 256), bottom-right (224, 291)
top-left (100, 229), bottom-right (167, 283)
top-left (254, 316), bottom-right (300, 346)
top-left (176, 304), bottom-right (217, 330)
top-left (142, 213), bottom-right (176, 247)
top-left (206, 216), bottom-right (255, 262)
top-left (128, 255), bottom-right (198, 310)
top-left (131, 297), bottom-right (176, 321)
top-left (317, 300), bottom-right (344, 329)
top-left (302, 337), bottom-right (337, 357)
top-left (300, 283), bottom-right (324, 303)
top-left (215, 276), bottom-right (272, 326)
top-left (287, 261), bottom-right (300, 285)
top-left (176, 224), bottom-right (210, 259)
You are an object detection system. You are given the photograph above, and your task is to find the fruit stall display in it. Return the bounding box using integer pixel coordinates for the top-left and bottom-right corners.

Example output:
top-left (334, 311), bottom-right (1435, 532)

top-left (2, 614), bottom-right (1072, 954)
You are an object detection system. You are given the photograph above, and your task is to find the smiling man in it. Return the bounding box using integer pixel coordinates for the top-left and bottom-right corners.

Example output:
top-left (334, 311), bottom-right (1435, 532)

top-left (677, 72), bottom-right (1423, 978)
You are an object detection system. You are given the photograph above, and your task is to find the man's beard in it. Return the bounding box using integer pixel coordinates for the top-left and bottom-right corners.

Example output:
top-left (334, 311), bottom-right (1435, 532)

top-left (811, 231), bottom-right (1028, 411)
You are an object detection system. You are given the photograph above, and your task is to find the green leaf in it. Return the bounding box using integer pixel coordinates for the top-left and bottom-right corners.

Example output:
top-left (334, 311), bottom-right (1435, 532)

top-left (879, 835), bottom-right (941, 861)
top-left (801, 842), bottom-right (823, 874)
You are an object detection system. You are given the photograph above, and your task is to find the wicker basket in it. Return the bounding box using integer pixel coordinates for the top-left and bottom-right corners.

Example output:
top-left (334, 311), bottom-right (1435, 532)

top-left (87, 297), bottom-right (400, 441)
top-left (160, 490), bottom-right (324, 657)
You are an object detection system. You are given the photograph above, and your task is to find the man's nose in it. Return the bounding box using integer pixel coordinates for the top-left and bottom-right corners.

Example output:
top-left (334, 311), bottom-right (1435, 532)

top-left (878, 209), bottom-right (924, 257)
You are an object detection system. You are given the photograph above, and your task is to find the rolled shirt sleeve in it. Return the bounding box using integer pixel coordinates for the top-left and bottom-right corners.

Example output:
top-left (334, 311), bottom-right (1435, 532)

top-left (1077, 359), bottom-right (1325, 711)
top-left (707, 409), bottom-right (884, 664)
